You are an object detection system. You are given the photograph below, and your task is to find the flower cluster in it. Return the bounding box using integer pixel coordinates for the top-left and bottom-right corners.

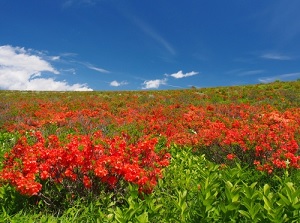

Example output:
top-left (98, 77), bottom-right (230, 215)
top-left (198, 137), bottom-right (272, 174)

top-left (0, 131), bottom-right (170, 196)
top-left (172, 105), bottom-right (299, 172)
top-left (1, 90), bottom-right (300, 175)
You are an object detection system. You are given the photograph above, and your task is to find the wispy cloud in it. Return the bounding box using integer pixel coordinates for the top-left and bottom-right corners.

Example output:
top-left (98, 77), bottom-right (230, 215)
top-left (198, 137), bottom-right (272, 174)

top-left (50, 56), bottom-right (60, 61)
top-left (168, 70), bottom-right (199, 79)
top-left (0, 45), bottom-right (92, 91)
top-left (60, 52), bottom-right (78, 57)
top-left (51, 54), bottom-right (110, 74)
top-left (240, 70), bottom-right (265, 76)
top-left (60, 68), bottom-right (76, 75)
top-left (261, 53), bottom-right (291, 60)
top-left (258, 72), bottom-right (300, 83)
top-left (110, 80), bottom-right (128, 87)
top-left (63, 0), bottom-right (98, 8)
top-left (129, 16), bottom-right (176, 55)
top-left (226, 69), bottom-right (265, 76)
top-left (265, 0), bottom-right (300, 42)
top-left (85, 63), bottom-right (110, 73)
top-left (142, 78), bottom-right (167, 89)
top-left (63, 0), bottom-right (74, 7)
top-left (71, 61), bottom-right (110, 73)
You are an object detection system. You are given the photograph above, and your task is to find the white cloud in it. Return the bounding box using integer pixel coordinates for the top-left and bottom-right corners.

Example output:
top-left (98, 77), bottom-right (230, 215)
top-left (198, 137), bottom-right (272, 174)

top-left (258, 72), bottom-right (300, 83)
top-left (261, 53), bottom-right (291, 60)
top-left (237, 70), bottom-right (265, 76)
top-left (60, 52), bottom-right (78, 57)
top-left (142, 78), bottom-right (167, 89)
top-left (63, 0), bottom-right (97, 8)
top-left (61, 68), bottom-right (76, 75)
top-left (0, 45), bottom-right (92, 91)
top-left (86, 64), bottom-right (110, 73)
top-left (12, 78), bottom-right (92, 91)
top-left (169, 70), bottom-right (198, 79)
top-left (51, 56), bottom-right (60, 61)
top-left (129, 15), bottom-right (176, 55)
top-left (0, 45), bottom-right (58, 74)
top-left (110, 80), bottom-right (128, 87)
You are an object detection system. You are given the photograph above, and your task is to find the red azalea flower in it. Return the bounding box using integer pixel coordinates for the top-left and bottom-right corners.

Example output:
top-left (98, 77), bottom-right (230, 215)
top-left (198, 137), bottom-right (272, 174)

top-left (226, 153), bottom-right (236, 160)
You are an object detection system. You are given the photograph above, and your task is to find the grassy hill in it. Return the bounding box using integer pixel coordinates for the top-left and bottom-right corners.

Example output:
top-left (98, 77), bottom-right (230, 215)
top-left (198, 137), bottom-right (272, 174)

top-left (0, 80), bottom-right (300, 222)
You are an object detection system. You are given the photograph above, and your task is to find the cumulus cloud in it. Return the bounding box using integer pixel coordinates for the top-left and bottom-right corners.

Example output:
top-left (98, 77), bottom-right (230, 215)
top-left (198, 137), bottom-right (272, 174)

top-left (261, 53), bottom-right (291, 60)
top-left (110, 80), bottom-right (128, 87)
top-left (142, 78), bottom-right (167, 89)
top-left (168, 70), bottom-right (199, 79)
top-left (0, 45), bottom-right (92, 91)
top-left (258, 72), bottom-right (300, 83)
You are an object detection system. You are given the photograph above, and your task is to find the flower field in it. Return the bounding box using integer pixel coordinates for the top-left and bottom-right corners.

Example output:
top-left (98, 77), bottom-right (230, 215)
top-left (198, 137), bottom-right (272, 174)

top-left (0, 80), bottom-right (300, 222)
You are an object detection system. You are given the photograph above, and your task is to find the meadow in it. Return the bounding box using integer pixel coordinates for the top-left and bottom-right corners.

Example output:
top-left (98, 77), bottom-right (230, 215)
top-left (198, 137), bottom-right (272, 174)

top-left (0, 80), bottom-right (300, 222)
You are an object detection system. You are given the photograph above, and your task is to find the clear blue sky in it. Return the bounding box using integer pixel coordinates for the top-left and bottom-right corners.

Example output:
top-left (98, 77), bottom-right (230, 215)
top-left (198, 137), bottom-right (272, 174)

top-left (1, 0), bottom-right (300, 91)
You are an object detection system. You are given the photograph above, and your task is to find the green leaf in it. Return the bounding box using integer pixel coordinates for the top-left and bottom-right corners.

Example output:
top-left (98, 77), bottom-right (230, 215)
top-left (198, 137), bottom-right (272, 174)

top-left (238, 210), bottom-right (251, 219)
top-left (181, 202), bottom-right (188, 215)
top-left (263, 195), bottom-right (273, 211)
top-left (232, 194), bottom-right (240, 203)
top-left (263, 184), bottom-right (270, 195)
top-left (151, 204), bottom-right (163, 212)
top-left (226, 201), bottom-right (240, 211)
top-left (292, 202), bottom-right (300, 210)
top-left (136, 212), bottom-right (149, 223)
top-left (115, 207), bottom-right (126, 223)
top-left (249, 203), bottom-right (261, 219)
top-left (225, 181), bottom-right (233, 189)
top-left (250, 182), bottom-right (257, 189)
top-left (278, 193), bottom-right (291, 206)
top-left (284, 182), bottom-right (295, 203)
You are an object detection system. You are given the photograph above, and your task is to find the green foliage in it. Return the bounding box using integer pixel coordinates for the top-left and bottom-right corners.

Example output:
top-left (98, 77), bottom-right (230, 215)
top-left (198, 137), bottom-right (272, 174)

top-left (0, 132), bottom-right (19, 169)
top-left (1, 145), bottom-right (300, 221)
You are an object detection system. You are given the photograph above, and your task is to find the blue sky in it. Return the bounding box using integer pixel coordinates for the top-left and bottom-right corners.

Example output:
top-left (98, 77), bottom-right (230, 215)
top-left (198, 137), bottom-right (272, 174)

top-left (1, 0), bottom-right (300, 91)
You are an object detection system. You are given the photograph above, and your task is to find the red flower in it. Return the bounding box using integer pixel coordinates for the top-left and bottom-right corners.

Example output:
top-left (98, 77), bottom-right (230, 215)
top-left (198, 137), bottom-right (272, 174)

top-left (83, 175), bottom-right (92, 188)
top-left (226, 153), bottom-right (236, 160)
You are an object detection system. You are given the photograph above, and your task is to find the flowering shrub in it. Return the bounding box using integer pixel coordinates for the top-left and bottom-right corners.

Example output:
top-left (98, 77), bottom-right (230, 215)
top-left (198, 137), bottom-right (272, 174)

top-left (0, 82), bottom-right (299, 188)
top-left (0, 81), bottom-right (300, 220)
top-left (178, 105), bottom-right (300, 173)
top-left (0, 130), bottom-right (170, 199)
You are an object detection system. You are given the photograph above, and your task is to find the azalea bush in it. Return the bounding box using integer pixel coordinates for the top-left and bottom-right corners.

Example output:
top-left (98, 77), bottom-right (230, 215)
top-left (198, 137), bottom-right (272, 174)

top-left (2, 145), bottom-right (300, 222)
top-left (0, 130), bottom-right (170, 212)
top-left (1, 92), bottom-right (300, 174)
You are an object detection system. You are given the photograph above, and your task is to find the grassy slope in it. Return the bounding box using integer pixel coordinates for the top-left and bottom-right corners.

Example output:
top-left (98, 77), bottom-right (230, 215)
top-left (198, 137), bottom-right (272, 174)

top-left (0, 80), bottom-right (300, 222)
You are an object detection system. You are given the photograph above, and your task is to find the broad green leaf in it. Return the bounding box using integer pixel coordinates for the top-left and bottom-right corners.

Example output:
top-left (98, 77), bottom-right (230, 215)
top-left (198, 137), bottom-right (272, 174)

top-left (249, 203), bottom-right (261, 219)
top-left (232, 194), bottom-right (240, 203)
top-left (136, 212), bottom-right (149, 223)
top-left (250, 182), bottom-right (257, 189)
top-left (263, 195), bottom-right (273, 211)
top-left (292, 202), bottom-right (300, 210)
top-left (238, 210), bottom-right (251, 219)
top-left (182, 201), bottom-right (188, 211)
top-left (225, 181), bottom-right (233, 189)
top-left (278, 193), bottom-right (291, 206)
top-left (226, 201), bottom-right (240, 211)
top-left (264, 184), bottom-right (270, 195)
